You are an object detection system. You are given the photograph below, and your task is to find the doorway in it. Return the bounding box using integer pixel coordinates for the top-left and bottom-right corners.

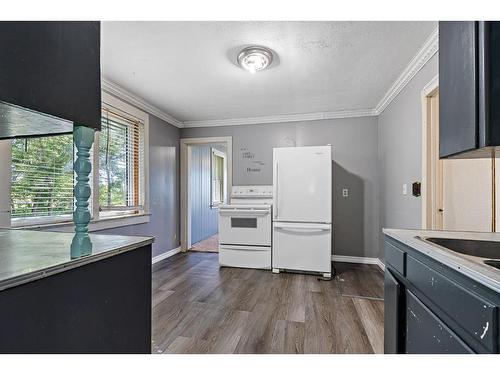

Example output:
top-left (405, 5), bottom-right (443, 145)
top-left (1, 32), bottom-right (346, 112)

top-left (180, 137), bottom-right (232, 252)
top-left (422, 77), bottom-right (495, 232)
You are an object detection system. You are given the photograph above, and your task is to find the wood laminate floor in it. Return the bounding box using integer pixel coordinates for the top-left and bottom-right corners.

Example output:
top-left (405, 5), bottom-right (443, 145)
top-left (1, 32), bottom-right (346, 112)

top-left (152, 252), bottom-right (384, 354)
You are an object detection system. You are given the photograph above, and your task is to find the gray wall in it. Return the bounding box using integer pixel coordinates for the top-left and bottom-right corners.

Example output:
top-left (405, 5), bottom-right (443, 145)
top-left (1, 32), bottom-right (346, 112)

top-left (378, 53), bottom-right (438, 252)
top-left (190, 145), bottom-right (218, 244)
top-left (182, 117), bottom-right (380, 258)
top-left (98, 114), bottom-right (180, 258)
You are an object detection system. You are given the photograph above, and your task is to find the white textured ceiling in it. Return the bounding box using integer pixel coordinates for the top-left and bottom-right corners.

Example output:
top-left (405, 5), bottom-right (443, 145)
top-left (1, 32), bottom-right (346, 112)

top-left (101, 21), bottom-right (437, 123)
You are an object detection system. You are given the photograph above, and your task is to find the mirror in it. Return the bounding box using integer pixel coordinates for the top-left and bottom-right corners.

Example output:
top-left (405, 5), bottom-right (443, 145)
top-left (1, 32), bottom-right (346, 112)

top-left (0, 101), bottom-right (73, 140)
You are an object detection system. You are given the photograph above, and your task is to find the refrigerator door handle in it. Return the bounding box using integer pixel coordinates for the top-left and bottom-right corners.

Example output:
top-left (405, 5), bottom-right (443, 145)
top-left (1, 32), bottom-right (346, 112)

top-left (274, 223), bottom-right (331, 232)
top-left (274, 162), bottom-right (279, 219)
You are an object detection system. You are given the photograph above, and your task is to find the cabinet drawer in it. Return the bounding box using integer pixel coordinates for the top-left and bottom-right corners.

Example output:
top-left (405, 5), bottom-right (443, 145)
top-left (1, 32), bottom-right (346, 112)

top-left (407, 255), bottom-right (498, 352)
top-left (385, 241), bottom-right (406, 275)
top-left (406, 291), bottom-right (474, 354)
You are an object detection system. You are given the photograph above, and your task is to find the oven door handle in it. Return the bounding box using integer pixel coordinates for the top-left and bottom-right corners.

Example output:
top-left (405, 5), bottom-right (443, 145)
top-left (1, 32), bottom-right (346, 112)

top-left (219, 209), bottom-right (270, 215)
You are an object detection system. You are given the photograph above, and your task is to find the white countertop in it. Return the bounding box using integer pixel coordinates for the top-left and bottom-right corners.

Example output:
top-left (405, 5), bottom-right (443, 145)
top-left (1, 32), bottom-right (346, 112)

top-left (383, 228), bottom-right (500, 294)
top-left (0, 229), bottom-right (154, 291)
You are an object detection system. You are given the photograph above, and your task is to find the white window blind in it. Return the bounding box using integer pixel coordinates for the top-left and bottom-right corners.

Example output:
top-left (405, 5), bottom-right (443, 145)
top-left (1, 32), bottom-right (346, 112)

top-left (11, 134), bottom-right (74, 224)
top-left (99, 108), bottom-right (145, 215)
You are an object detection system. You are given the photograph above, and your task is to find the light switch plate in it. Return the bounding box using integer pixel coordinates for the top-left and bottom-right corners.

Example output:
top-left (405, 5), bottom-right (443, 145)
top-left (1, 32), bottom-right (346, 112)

top-left (402, 184), bottom-right (408, 195)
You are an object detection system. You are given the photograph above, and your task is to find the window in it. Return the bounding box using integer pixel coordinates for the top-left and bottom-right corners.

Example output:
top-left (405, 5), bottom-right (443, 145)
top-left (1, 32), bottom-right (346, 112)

top-left (99, 108), bottom-right (145, 217)
top-left (11, 134), bottom-right (74, 225)
top-left (211, 148), bottom-right (226, 206)
top-left (7, 93), bottom-right (149, 228)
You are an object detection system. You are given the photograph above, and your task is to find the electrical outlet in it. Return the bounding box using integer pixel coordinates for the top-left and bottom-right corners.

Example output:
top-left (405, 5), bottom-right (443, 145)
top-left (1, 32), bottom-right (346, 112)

top-left (402, 184), bottom-right (408, 195)
top-left (342, 188), bottom-right (349, 197)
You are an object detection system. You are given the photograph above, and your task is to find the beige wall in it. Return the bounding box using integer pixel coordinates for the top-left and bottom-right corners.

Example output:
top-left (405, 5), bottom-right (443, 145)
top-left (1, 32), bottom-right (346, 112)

top-left (441, 158), bottom-right (493, 232)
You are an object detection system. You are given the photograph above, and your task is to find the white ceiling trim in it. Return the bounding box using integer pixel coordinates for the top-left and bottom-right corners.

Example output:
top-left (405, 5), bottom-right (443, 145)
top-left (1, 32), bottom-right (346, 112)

top-left (374, 27), bottom-right (439, 115)
top-left (103, 27), bottom-right (438, 128)
top-left (101, 78), bottom-right (184, 128)
top-left (182, 108), bottom-right (377, 128)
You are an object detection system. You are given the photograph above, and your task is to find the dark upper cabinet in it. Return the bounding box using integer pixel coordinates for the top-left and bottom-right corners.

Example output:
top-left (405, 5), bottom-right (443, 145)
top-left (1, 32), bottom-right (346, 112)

top-left (0, 21), bottom-right (101, 139)
top-left (439, 21), bottom-right (500, 158)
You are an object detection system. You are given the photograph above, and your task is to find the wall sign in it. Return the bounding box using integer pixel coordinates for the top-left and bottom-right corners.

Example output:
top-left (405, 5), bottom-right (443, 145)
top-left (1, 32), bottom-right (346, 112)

top-left (240, 147), bottom-right (265, 175)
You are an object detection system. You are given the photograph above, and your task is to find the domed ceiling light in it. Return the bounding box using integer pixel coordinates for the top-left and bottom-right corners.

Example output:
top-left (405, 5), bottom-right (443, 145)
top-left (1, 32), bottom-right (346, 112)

top-left (237, 46), bottom-right (274, 74)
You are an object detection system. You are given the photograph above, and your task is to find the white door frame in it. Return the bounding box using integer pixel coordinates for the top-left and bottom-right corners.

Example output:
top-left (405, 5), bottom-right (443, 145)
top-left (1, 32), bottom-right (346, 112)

top-left (180, 136), bottom-right (233, 251)
top-left (211, 147), bottom-right (228, 207)
top-left (421, 75), bottom-right (440, 230)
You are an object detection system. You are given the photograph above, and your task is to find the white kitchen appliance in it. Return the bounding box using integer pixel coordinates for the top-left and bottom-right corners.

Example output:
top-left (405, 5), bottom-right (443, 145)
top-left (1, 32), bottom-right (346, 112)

top-left (272, 145), bottom-right (332, 277)
top-left (218, 185), bottom-right (273, 269)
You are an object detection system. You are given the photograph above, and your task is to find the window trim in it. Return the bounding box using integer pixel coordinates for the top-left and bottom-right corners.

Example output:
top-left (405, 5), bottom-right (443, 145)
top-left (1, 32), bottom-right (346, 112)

top-left (4, 92), bottom-right (150, 229)
top-left (11, 212), bottom-right (151, 232)
top-left (95, 92), bottom-right (150, 222)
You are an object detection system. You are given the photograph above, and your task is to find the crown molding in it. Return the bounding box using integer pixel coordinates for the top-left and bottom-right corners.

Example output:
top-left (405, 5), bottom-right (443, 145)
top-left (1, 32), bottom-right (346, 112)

top-left (183, 108), bottom-right (377, 128)
top-left (102, 27), bottom-right (438, 129)
top-left (374, 27), bottom-right (438, 115)
top-left (101, 78), bottom-right (183, 128)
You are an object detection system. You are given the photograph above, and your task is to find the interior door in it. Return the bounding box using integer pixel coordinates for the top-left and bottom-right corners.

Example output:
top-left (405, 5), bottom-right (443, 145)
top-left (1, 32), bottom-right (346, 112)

top-left (430, 88), bottom-right (493, 232)
top-left (441, 158), bottom-right (493, 231)
top-left (273, 146), bottom-right (331, 223)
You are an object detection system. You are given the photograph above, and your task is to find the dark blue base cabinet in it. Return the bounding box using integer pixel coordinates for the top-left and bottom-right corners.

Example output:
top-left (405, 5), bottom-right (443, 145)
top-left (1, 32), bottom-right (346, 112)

top-left (0, 245), bottom-right (152, 354)
top-left (384, 237), bottom-right (500, 354)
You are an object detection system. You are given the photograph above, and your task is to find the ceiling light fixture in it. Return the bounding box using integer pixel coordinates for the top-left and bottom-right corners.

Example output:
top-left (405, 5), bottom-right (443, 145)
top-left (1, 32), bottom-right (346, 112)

top-left (237, 46), bottom-right (274, 74)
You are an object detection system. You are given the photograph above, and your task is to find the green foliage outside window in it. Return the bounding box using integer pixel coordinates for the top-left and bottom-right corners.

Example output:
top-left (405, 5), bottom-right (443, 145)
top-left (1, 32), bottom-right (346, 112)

top-left (98, 118), bottom-right (128, 208)
top-left (10, 111), bottom-right (142, 221)
top-left (11, 135), bottom-right (74, 218)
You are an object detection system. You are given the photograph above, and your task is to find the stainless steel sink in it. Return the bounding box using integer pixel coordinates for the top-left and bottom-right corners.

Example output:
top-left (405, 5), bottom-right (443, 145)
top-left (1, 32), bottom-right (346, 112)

top-left (484, 260), bottom-right (500, 270)
top-left (421, 237), bottom-right (500, 259)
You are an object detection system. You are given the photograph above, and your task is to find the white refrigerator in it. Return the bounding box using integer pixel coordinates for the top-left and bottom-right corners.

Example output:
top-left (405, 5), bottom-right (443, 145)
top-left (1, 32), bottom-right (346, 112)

top-left (272, 145), bottom-right (332, 277)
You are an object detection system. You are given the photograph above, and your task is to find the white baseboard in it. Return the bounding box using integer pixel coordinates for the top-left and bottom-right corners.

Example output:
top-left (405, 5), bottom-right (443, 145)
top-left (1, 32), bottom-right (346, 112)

top-left (332, 255), bottom-right (385, 271)
top-left (152, 249), bottom-right (386, 270)
top-left (152, 246), bottom-right (182, 264)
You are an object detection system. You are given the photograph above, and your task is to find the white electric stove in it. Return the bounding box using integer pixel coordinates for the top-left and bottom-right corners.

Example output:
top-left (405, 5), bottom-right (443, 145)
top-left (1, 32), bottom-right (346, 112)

top-left (218, 185), bottom-right (273, 269)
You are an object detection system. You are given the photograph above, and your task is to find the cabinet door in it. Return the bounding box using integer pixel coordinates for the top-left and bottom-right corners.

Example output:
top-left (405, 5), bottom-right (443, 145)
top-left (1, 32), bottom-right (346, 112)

top-left (0, 22), bottom-right (101, 131)
top-left (439, 21), bottom-right (478, 158)
top-left (406, 291), bottom-right (474, 354)
top-left (384, 269), bottom-right (402, 353)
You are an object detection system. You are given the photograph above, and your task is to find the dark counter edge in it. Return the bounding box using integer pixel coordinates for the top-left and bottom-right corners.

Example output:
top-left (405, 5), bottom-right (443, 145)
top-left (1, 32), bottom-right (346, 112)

top-left (0, 236), bottom-right (155, 292)
top-left (383, 228), bottom-right (500, 295)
